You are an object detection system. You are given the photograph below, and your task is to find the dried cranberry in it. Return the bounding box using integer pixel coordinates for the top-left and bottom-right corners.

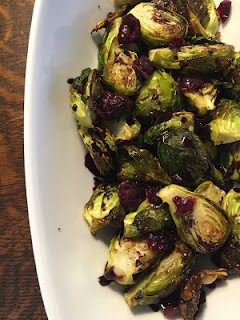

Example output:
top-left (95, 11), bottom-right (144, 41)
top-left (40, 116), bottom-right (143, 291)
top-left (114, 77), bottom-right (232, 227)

top-left (178, 75), bottom-right (205, 92)
top-left (171, 173), bottom-right (183, 185)
top-left (172, 196), bottom-right (197, 216)
top-left (147, 229), bottom-right (178, 253)
top-left (95, 91), bottom-right (133, 120)
top-left (118, 180), bottom-right (146, 211)
top-left (159, 290), bottom-right (181, 317)
top-left (168, 36), bottom-right (186, 50)
top-left (151, 108), bottom-right (173, 127)
top-left (216, 0), bottom-right (231, 24)
top-left (194, 116), bottom-right (211, 142)
top-left (118, 14), bottom-right (140, 44)
top-left (133, 55), bottom-right (154, 78)
top-left (145, 185), bottom-right (162, 205)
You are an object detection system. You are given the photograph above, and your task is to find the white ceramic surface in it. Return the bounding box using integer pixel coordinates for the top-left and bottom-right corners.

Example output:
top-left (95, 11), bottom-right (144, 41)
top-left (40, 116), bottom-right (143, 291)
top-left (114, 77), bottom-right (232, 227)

top-left (24, 1), bottom-right (240, 320)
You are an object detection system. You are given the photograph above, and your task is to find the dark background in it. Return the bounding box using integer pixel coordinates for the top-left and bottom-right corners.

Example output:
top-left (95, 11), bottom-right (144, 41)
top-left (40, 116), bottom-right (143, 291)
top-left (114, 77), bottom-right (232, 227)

top-left (0, 1), bottom-right (47, 318)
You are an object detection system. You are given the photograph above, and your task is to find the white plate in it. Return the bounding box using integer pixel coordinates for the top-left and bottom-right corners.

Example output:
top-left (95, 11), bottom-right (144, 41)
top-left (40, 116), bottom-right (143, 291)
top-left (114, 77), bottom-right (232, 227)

top-left (24, 1), bottom-right (240, 320)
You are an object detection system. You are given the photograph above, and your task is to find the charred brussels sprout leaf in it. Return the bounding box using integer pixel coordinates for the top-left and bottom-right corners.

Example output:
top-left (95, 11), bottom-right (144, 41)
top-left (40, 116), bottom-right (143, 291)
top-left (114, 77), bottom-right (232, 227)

top-left (135, 70), bottom-right (179, 120)
top-left (103, 233), bottom-right (159, 285)
top-left (124, 200), bottom-right (173, 238)
top-left (103, 46), bottom-right (142, 96)
top-left (158, 185), bottom-right (231, 253)
top-left (180, 269), bottom-right (227, 320)
top-left (83, 184), bottom-right (126, 235)
top-left (78, 126), bottom-right (115, 176)
top-left (124, 241), bottom-right (196, 307)
top-left (157, 128), bottom-right (214, 188)
top-left (209, 99), bottom-right (240, 145)
top-left (129, 3), bottom-right (188, 47)
top-left (218, 141), bottom-right (240, 181)
top-left (194, 181), bottom-right (226, 207)
top-left (118, 145), bottom-right (172, 185)
top-left (149, 44), bottom-right (234, 74)
top-left (102, 118), bottom-right (141, 144)
top-left (144, 112), bottom-right (195, 145)
top-left (69, 69), bottom-right (102, 128)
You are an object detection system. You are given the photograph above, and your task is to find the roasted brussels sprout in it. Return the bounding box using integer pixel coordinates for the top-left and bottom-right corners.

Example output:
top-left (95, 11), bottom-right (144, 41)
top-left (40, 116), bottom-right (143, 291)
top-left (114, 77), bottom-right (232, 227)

top-left (209, 99), bottom-right (240, 145)
top-left (180, 269), bottom-right (227, 320)
top-left (124, 200), bottom-right (173, 238)
top-left (114, 0), bottom-right (141, 6)
top-left (129, 3), bottom-right (188, 47)
top-left (144, 112), bottom-right (195, 145)
top-left (102, 117), bottom-right (141, 144)
top-left (103, 46), bottom-right (142, 96)
top-left (180, 81), bottom-right (218, 116)
top-left (222, 188), bottom-right (240, 242)
top-left (149, 44), bottom-right (234, 74)
top-left (224, 52), bottom-right (240, 101)
top-left (157, 128), bottom-right (214, 188)
top-left (103, 233), bottom-right (159, 285)
top-left (69, 69), bottom-right (103, 128)
top-left (98, 18), bottom-right (122, 72)
top-left (218, 141), bottom-right (240, 181)
top-left (135, 70), bottom-right (179, 120)
top-left (174, 0), bottom-right (219, 38)
top-left (117, 145), bottom-right (172, 184)
top-left (83, 184), bottom-right (126, 235)
top-left (194, 181), bottom-right (226, 207)
top-left (158, 185), bottom-right (231, 253)
top-left (78, 126), bottom-right (115, 176)
top-left (124, 241), bottom-right (196, 307)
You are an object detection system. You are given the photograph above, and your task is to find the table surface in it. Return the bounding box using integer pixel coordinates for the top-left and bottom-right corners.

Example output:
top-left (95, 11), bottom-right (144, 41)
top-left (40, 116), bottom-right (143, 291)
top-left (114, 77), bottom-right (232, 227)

top-left (0, 1), bottom-right (47, 319)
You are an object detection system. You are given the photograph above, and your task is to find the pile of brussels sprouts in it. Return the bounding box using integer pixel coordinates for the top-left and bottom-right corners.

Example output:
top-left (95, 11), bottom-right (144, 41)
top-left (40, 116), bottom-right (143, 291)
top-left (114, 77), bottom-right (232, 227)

top-left (68, 0), bottom-right (240, 319)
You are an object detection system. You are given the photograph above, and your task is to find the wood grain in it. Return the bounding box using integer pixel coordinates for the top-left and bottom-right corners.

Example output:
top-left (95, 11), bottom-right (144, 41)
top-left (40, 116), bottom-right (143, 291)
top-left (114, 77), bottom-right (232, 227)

top-left (0, 1), bottom-right (47, 319)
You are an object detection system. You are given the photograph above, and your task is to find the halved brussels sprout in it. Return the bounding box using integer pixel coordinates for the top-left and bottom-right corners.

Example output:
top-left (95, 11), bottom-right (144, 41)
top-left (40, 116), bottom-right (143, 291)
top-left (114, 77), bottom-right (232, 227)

top-left (124, 241), bottom-right (196, 307)
top-left (117, 145), bottom-right (172, 184)
top-left (224, 52), bottom-right (240, 101)
top-left (194, 181), bottom-right (226, 207)
top-left (124, 200), bottom-right (173, 238)
top-left (103, 46), bottom-right (142, 96)
top-left (83, 184), bottom-right (126, 235)
top-left (69, 69), bottom-right (103, 128)
top-left (218, 142), bottom-right (240, 181)
top-left (102, 117), bottom-right (141, 144)
top-left (158, 185), bottom-right (231, 253)
top-left (181, 81), bottom-right (218, 116)
top-left (157, 128), bottom-right (214, 188)
top-left (144, 112), bottom-right (195, 145)
top-left (103, 233), bottom-right (159, 285)
top-left (78, 126), bottom-right (115, 176)
top-left (222, 188), bottom-right (240, 242)
top-left (149, 44), bottom-right (234, 74)
top-left (180, 269), bottom-right (227, 320)
top-left (98, 18), bottom-right (122, 72)
top-left (135, 70), bottom-right (179, 120)
top-left (129, 3), bottom-right (188, 47)
top-left (174, 0), bottom-right (219, 38)
top-left (209, 99), bottom-right (240, 145)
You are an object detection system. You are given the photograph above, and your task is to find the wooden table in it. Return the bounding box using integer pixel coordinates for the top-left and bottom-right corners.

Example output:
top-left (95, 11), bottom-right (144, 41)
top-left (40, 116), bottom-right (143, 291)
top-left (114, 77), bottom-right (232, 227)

top-left (0, 1), bottom-right (47, 319)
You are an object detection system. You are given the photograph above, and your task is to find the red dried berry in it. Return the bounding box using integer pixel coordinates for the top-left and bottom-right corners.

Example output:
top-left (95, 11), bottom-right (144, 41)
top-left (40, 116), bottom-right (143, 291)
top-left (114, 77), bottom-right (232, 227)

top-left (145, 185), bottom-right (162, 205)
top-left (168, 36), bottom-right (185, 50)
top-left (178, 75), bottom-right (205, 92)
top-left (216, 0), bottom-right (232, 24)
top-left (147, 229), bottom-right (178, 253)
top-left (95, 91), bottom-right (133, 120)
top-left (133, 55), bottom-right (154, 78)
top-left (118, 180), bottom-right (146, 211)
top-left (118, 14), bottom-right (140, 44)
top-left (172, 196), bottom-right (197, 216)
